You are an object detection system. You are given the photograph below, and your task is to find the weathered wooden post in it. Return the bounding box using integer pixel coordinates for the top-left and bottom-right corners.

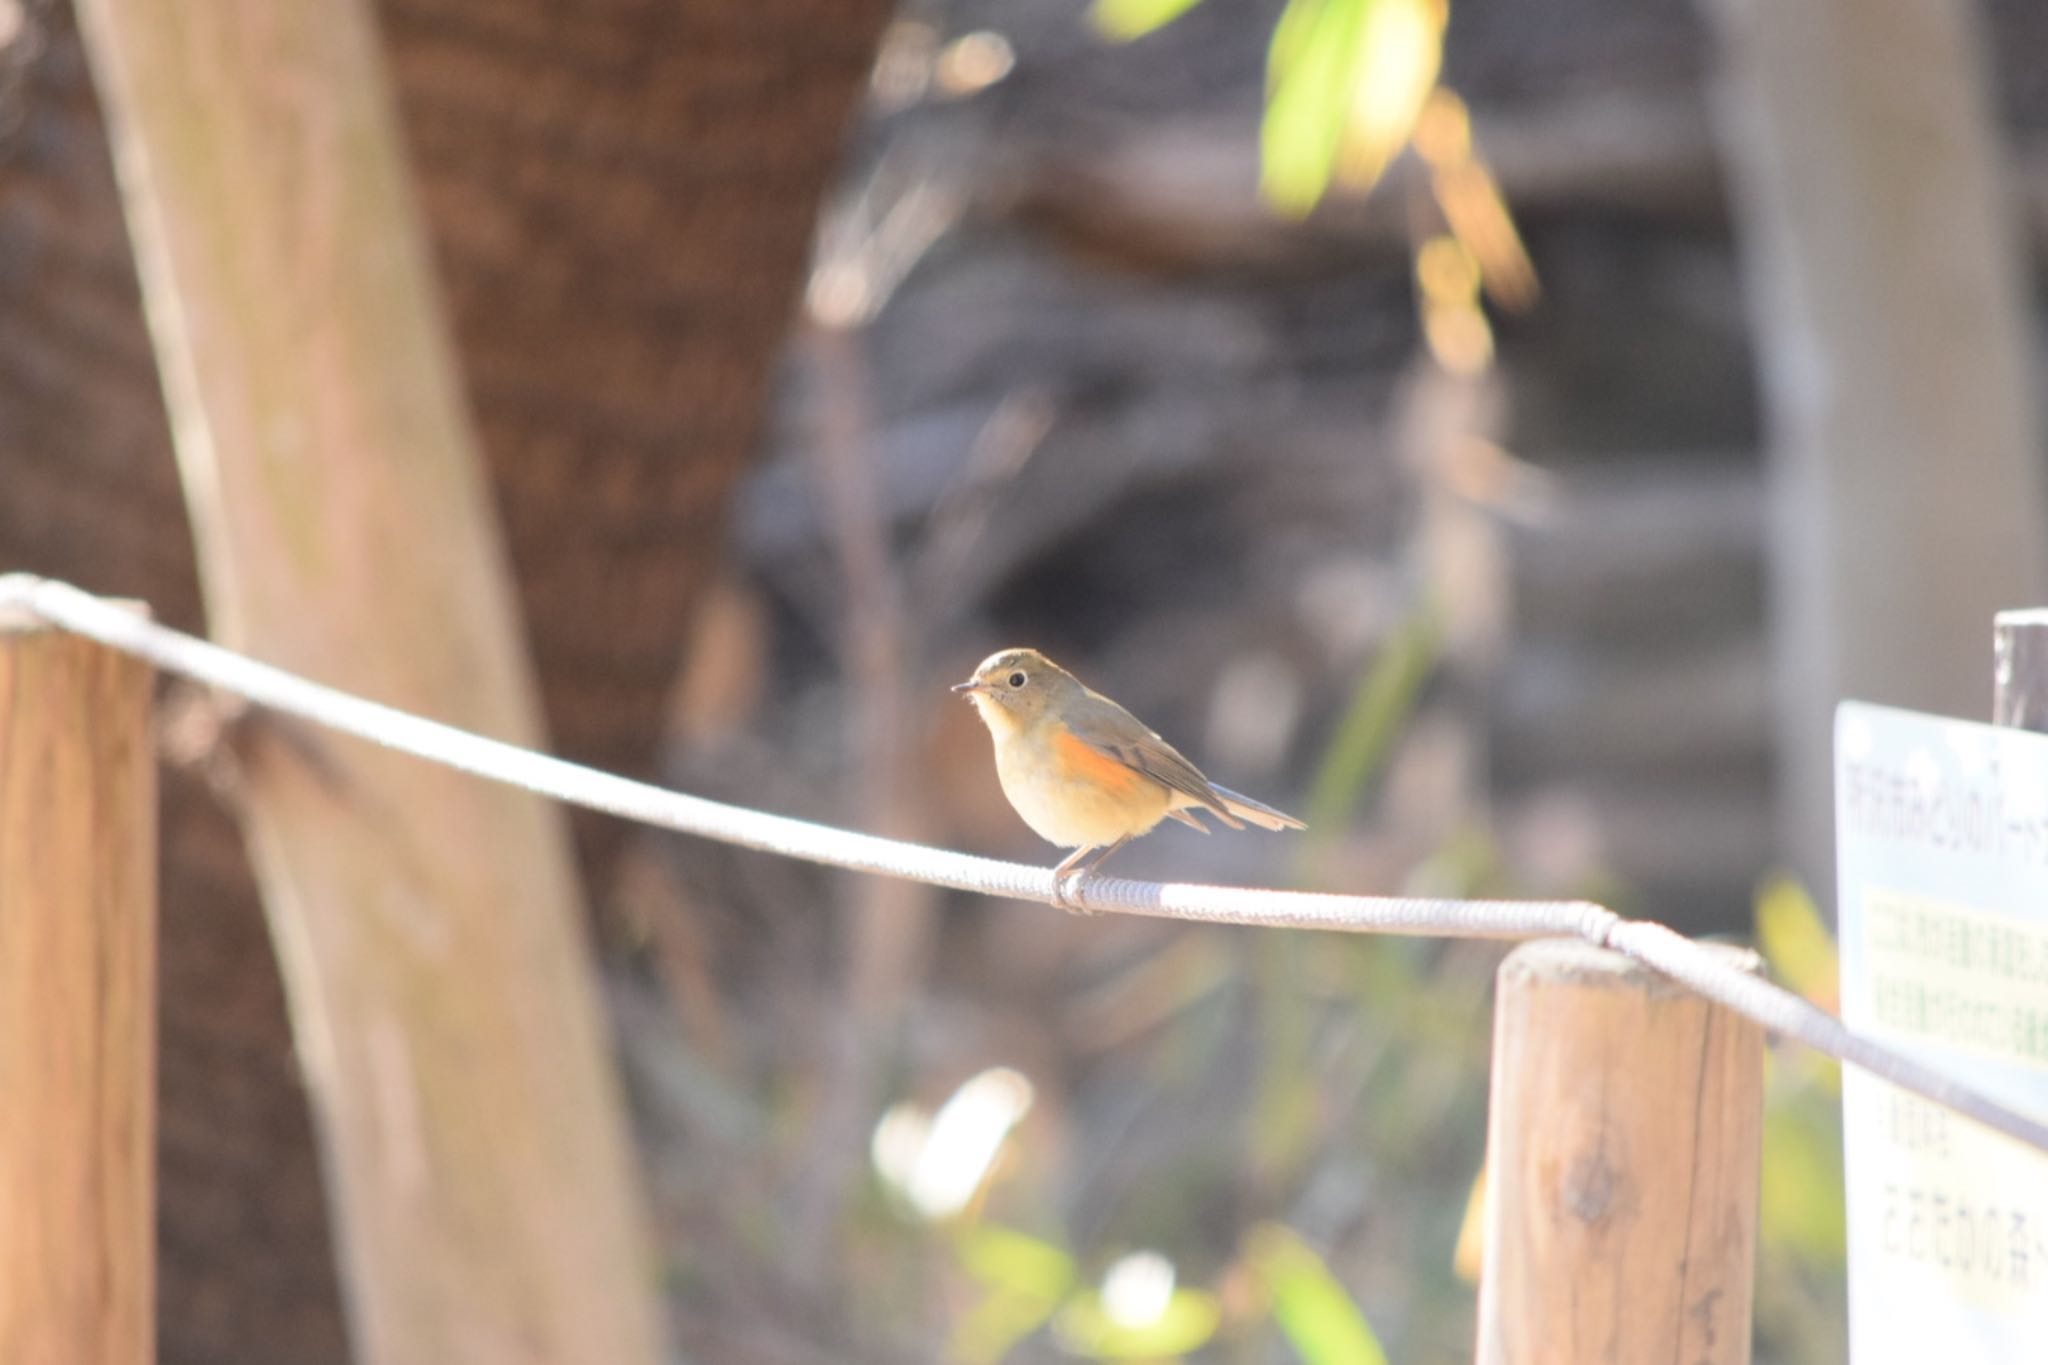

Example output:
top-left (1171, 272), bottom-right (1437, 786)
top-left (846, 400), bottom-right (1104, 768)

top-left (73, 0), bottom-right (666, 1360)
top-left (0, 612), bottom-right (156, 1363)
top-left (1476, 938), bottom-right (1764, 1365)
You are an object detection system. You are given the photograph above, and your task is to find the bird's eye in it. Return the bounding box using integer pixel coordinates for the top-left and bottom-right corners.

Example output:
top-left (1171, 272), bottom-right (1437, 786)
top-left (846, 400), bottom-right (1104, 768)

top-left (1007, 670), bottom-right (1028, 689)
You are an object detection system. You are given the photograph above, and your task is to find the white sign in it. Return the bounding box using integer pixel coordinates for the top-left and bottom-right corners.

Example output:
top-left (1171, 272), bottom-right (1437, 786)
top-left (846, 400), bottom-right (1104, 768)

top-left (1837, 702), bottom-right (2048, 1363)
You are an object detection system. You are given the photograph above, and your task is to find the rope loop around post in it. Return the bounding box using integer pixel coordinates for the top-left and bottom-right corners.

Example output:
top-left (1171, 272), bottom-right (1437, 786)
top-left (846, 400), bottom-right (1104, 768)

top-left (1572, 903), bottom-right (1625, 949)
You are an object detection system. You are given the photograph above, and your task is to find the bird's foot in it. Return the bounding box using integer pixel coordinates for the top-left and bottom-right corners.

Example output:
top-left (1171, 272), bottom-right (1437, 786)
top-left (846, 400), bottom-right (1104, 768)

top-left (1052, 866), bottom-right (1099, 915)
top-left (1050, 836), bottom-right (1131, 915)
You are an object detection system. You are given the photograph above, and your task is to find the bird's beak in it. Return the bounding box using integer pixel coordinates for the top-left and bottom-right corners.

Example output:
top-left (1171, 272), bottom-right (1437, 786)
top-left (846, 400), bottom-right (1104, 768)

top-left (952, 678), bottom-right (987, 695)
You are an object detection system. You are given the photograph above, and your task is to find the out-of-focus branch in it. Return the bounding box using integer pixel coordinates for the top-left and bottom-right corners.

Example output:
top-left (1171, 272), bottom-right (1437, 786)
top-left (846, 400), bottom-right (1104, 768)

top-left (784, 317), bottom-right (939, 1282)
top-left (1702, 0), bottom-right (2048, 891)
top-left (69, 0), bottom-right (663, 1357)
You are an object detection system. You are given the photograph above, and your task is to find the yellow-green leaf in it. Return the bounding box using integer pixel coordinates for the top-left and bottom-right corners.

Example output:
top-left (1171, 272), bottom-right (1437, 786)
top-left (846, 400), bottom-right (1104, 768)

top-left (950, 1226), bottom-right (1077, 1364)
top-left (1761, 1096), bottom-right (1848, 1262)
top-left (1262, 0), bottom-right (1370, 215)
top-left (957, 1224), bottom-right (1077, 1297)
top-left (1268, 0), bottom-right (1326, 83)
top-left (1054, 1288), bottom-right (1222, 1359)
top-left (1336, 0), bottom-right (1444, 191)
top-left (1755, 874), bottom-right (1840, 1011)
top-left (1261, 0), bottom-right (1447, 213)
top-left (1302, 602), bottom-right (1441, 833)
top-left (1090, 0), bottom-right (1208, 41)
top-left (1246, 1223), bottom-right (1390, 1365)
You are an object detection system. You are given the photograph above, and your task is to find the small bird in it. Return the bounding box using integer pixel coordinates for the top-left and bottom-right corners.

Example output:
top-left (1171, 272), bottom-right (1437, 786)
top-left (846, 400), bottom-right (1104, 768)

top-left (953, 647), bottom-right (1304, 901)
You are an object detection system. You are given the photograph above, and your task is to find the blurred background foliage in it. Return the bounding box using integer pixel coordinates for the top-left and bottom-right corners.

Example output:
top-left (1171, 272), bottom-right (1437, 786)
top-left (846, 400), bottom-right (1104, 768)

top-left (596, 0), bottom-right (1931, 1358)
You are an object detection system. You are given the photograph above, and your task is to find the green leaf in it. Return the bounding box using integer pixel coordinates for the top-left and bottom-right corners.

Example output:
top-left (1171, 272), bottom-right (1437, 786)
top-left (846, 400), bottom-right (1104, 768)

top-left (1261, 0), bottom-right (1447, 212)
top-left (1246, 1223), bottom-right (1390, 1365)
top-left (1261, 0), bottom-right (1372, 216)
top-left (1334, 0), bottom-right (1444, 190)
top-left (1268, 0), bottom-right (1325, 80)
top-left (1302, 602), bottom-right (1442, 834)
top-left (957, 1223), bottom-right (1077, 1297)
top-left (1755, 874), bottom-right (1840, 1010)
top-left (950, 1226), bottom-right (1077, 1364)
top-left (1761, 1087), bottom-right (1848, 1263)
top-left (1090, 0), bottom-right (1208, 41)
top-left (1054, 1288), bottom-right (1222, 1359)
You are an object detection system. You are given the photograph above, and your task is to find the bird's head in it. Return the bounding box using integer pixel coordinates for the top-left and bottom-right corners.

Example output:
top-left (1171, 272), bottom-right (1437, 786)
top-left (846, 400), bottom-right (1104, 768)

top-left (951, 647), bottom-right (1080, 734)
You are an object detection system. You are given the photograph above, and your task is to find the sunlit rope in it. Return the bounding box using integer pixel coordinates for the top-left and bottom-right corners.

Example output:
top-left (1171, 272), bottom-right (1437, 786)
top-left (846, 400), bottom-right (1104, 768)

top-left (5, 572), bottom-right (2045, 1153)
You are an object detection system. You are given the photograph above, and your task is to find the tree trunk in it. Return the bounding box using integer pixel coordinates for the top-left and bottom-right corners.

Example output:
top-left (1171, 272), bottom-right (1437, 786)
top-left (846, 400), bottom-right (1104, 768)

top-left (76, 0), bottom-right (667, 1356)
top-left (382, 0), bottom-right (899, 877)
top-left (1701, 0), bottom-right (2048, 895)
top-left (0, 0), bottom-right (891, 1359)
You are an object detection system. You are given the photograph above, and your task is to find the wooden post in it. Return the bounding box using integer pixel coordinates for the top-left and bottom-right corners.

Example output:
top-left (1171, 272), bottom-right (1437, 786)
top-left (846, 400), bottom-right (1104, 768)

top-left (1476, 939), bottom-right (1763, 1365)
top-left (0, 616), bottom-right (156, 1363)
top-left (72, 3), bottom-right (664, 1363)
top-left (1993, 609), bottom-right (2048, 730)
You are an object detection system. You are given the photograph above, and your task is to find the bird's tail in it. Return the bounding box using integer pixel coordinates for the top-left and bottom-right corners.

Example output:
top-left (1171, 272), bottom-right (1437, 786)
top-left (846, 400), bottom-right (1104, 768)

top-left (1210, 784), bottom-right (1306, 832)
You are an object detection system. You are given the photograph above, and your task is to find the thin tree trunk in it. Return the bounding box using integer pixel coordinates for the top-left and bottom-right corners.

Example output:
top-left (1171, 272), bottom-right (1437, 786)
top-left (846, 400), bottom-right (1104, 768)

top-left (75, 1), bottom-right (663, 1361)
top-left (2, 0), bottom-right (890, 1357)
top-left (1702, 0), bottom-right (2048, 892)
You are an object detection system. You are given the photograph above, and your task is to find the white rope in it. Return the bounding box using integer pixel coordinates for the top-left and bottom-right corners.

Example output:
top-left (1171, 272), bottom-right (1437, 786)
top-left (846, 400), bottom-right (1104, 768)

top-left (6, 572), bottom-right (2046, 1153)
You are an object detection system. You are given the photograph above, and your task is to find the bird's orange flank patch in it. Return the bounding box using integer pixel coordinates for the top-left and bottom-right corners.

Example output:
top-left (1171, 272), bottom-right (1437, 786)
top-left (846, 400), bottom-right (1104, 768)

top-left (1049, 728), bottom-right (1148, 798)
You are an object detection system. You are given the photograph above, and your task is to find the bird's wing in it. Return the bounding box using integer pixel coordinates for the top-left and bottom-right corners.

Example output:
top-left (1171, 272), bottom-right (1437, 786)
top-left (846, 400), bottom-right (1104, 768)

top-left (1065, 697), bottom-right (1246, 829)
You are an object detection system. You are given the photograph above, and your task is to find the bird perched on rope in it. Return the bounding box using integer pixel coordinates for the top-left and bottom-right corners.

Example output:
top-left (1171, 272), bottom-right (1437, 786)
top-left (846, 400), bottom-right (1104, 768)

top-left (953, 647), bottom-right (1304, 905)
